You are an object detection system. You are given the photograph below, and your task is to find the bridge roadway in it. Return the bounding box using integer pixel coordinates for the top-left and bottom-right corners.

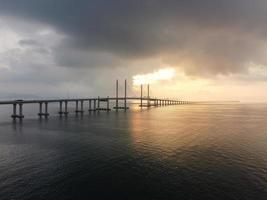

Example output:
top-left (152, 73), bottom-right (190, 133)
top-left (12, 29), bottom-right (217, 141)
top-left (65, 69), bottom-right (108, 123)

top-left (0, 97), bottom-right (191, 120)
top-left (0, 97), bottom-right (188, 105)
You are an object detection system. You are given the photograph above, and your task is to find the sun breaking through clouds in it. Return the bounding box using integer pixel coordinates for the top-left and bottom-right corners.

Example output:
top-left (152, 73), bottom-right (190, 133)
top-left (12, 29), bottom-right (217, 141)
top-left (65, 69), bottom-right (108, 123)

top-left (133, 68), bottom-right (176, 85)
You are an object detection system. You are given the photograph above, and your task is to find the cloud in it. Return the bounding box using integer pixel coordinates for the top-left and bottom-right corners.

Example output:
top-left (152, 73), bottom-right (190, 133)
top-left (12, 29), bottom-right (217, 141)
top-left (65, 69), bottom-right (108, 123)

top-left (1, 0), bottom-right (267, 101)
top-left (133, 68), bottom-right (175, 85)
top-left (52, 41), bottom-right (124, 68)
top-left (0, 0), bottom-right (267, 77)
top-left (18, 39), bottom-right (41, 47)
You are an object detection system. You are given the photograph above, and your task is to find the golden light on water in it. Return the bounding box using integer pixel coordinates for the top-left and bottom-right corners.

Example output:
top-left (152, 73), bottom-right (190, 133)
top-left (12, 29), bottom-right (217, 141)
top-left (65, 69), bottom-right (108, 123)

top-left (133, 68), bottom-right (175, 85)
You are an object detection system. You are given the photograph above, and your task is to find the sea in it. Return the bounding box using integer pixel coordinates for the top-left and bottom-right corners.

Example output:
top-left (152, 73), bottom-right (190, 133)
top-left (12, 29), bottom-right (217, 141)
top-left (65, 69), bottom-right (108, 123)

top-left (0, 103), bottom-right (267, 200)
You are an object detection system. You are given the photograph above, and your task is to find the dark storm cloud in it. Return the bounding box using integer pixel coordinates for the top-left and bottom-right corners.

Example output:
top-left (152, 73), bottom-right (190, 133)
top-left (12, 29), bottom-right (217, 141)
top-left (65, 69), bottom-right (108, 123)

top-left (1, 0), bottom-right (267, 75)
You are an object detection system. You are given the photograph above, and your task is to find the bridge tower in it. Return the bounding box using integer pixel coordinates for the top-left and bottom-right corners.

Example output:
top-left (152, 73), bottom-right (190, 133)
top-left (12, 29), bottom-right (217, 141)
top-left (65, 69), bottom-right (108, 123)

top-left (140, 84), bottom-right (143, 107)
top-left (147, 84), bottom-right (150, 107)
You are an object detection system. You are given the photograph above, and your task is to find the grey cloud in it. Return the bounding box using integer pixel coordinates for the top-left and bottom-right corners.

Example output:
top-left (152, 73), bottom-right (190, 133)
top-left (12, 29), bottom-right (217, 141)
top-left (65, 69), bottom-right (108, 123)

top-left (19, 39), bottom-right (40, 47)
top-left (52, 41), bottom-right (124, 68)
top-left (18, 39), bottom-right (50, 55)
top-left (0, 0), bottom-right (267, 76)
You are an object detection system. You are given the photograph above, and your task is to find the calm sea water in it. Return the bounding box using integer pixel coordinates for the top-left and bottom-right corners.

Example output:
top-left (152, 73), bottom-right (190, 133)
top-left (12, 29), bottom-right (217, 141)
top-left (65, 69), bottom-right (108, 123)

top-left (0, 103), bottom-right (267, 200)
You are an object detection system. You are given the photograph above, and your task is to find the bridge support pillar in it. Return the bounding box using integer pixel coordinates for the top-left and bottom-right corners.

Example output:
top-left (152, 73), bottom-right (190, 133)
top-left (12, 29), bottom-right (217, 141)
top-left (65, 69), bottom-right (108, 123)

top-left (116, 80), bottom-right (119, 111)
top-left (97, 97), bottom-right (100, 112)
top-left (94, 99), bottom-right (96, 111)
top-left (19, 103), bottom-right (24, 119)
top-left (12, 103), bottom-right (24, 119)
top-left (75, 100), bottom-right (84, 114)
top-left (75, 101), bottom-right (78, 113)
top-left (64, 101), bottom-right (69, 115)
top-left (140, 84), bottom-right (143, 108)
top-left (107, 96), bottom-right (110, 111)
top-left (45, 103), bottom-right (49, 117)
top-left (58, 101), bottom-right (63, 115)
top-left (147, 84), bottom-right (150, 107)
top-left (12, 103), bottom-right (17, 119)
top-left (124, 79), bottom-right (127, 110)
top-left (89, 100), bottom-right (94, 112)
top-left (79, 100), bottom-right (84, 114)
top-left (39, 102), bottom-right (49, 118)
top-left (39, 102), bottom-right (42, 116)
top-left (81, 100), bottom-right (84, 113)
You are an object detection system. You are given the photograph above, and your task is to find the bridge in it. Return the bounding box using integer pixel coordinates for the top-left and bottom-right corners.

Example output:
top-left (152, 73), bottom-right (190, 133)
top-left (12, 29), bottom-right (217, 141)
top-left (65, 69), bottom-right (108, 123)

top-left (0, 80), bottom-right (191, 120)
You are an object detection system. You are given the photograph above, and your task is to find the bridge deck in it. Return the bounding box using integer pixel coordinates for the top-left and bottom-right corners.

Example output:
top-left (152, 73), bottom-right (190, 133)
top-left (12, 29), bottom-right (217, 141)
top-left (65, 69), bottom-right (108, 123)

top-left (0, 80), bottom-right (191, 120)
top-left (0, 97), bottom-right (187, 105)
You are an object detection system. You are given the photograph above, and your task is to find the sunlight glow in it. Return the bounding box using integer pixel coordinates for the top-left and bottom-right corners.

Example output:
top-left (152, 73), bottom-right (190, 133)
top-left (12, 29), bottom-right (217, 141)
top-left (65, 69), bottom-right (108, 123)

top-left (133, 68), bottom-right (175, 85)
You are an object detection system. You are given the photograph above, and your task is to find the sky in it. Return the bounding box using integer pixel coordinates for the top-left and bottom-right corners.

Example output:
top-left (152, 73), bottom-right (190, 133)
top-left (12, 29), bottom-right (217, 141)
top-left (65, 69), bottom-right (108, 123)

top-left (0, 0), bottom-right (267, 102)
